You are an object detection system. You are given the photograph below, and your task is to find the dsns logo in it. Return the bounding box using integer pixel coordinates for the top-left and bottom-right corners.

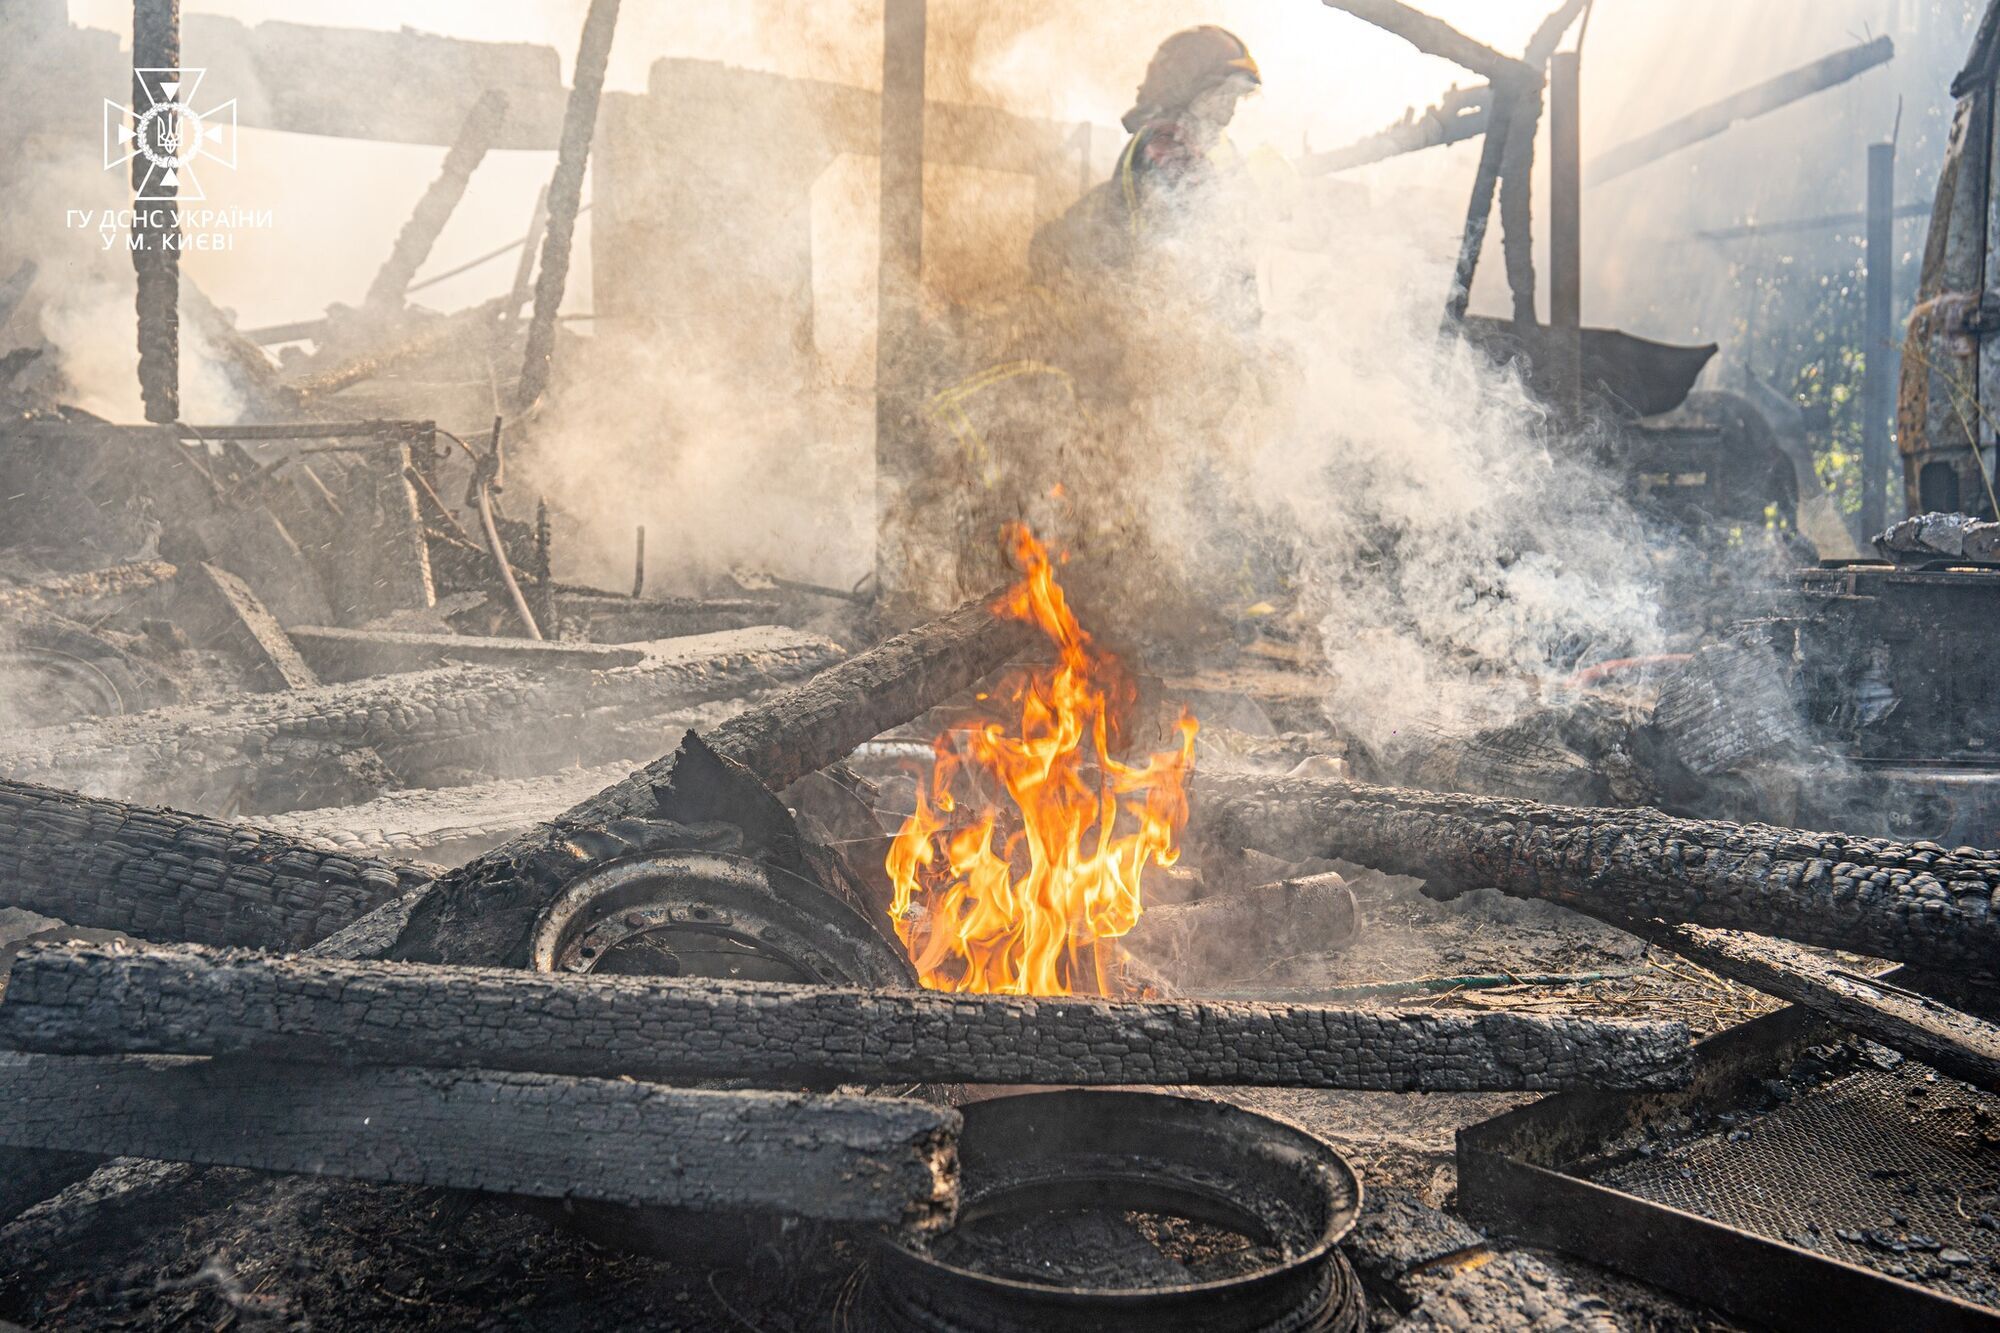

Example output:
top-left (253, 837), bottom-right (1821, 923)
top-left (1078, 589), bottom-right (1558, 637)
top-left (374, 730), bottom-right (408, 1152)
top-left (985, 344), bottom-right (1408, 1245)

top-left (104, 69), bottom-right (237, 202)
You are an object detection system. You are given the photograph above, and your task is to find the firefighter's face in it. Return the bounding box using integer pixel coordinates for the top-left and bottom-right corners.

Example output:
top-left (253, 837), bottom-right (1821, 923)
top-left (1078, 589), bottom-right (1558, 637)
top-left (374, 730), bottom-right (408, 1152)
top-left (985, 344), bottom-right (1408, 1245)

top-left (1189, 74), bottom-right (1256, 133)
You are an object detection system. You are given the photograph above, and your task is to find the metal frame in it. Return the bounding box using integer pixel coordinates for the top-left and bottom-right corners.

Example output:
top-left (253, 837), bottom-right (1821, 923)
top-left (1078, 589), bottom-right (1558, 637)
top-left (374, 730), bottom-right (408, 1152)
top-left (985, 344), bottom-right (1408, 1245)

top-left (1457, 977), bottom-right (2000, 1332)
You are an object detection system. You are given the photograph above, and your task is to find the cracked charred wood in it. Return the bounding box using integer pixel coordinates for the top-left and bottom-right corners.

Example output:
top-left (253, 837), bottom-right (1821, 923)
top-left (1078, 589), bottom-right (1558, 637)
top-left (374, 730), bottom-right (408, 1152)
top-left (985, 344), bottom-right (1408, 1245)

top-left (0, 1052), bottom-right (959, 1231)
top-left (515, 0), bottom-right (619, 412)
top-left (1, 943), bottom-right (1694, 1092)
top-left (130, 0), bottom-right (179, 423)
top-left (388, 592), bottom-right (1032, 967)
top-left (365, 91), bottom-right (509, 310)
top-left (1632, 922), bottom-right (2000, 1093)
top-left (0, 626), bottom-right (841, 808)
top-left (287, 624), bottom-right (647, 681)
top-left (1124, 871), bottom-right (1360, 981)
top-left (0, 778), bottom-right (434, 949)
top-left (0, 560), bottom-right (177, 619)
top-left (1190, 771), bottom-right (2000, 979)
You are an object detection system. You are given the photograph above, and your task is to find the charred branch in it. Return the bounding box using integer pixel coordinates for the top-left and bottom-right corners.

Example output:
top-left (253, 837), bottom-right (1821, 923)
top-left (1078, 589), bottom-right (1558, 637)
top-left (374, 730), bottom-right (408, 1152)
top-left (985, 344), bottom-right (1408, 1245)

top-left (515, 0), bottom-right (619, 411)
top-left (1305, 84), bottom-right (1491, 176)
top-left (0, 1051), bottom-right (959, 1230)
top-left (1190, 772), bottom-right (2000, 980)
top-left (1, 943), bottom-right (1696, 1092)
top-left (1320, 0), bottom-right (1540, 88)
top-left (365, 90), bottom-right (510, 310)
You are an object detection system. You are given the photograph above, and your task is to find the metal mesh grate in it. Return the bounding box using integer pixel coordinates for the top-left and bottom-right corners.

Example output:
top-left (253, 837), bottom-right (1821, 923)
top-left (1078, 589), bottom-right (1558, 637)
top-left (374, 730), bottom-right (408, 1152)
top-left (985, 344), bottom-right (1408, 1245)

top-left (1591, 1059), bottom-right (2000, 1309)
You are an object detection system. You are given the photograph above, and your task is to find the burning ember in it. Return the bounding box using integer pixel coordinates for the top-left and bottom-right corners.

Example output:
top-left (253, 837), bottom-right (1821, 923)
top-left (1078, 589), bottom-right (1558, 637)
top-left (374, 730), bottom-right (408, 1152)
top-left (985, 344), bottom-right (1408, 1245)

top-left (886, 525), bottom-right (1199, 995)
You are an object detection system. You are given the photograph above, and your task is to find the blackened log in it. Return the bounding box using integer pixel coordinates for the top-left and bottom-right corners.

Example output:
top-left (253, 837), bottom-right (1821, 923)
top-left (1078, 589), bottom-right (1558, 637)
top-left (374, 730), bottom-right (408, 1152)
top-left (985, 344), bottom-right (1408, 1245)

top-left (0, 1052), bottom-right (958, 1230)
top-left (1190, 772), bottom-right (2000, 979)
top-left (515, 0), bottom-right (619, 411)
top-left (131, 0), bottom-right (179, 423)
top-left (386, 591), bottom-right (1034, 966)
top-left (3, 943), bottom-right (1694, 1092)
top-left (364, 91), bottom-right (509, 309)
top-left (1124, 871), bottom-right (1359, 980)
top-left (1636, 923), bottom-right (2000, 1093)
top-left (0, 626), bottom-right (842, 806)
top-left (0, 778), bottom-right (433, 949)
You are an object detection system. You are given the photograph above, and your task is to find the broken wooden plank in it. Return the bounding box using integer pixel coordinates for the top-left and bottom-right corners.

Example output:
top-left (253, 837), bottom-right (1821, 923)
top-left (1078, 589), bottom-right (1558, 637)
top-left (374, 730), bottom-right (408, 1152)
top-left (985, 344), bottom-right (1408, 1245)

top-left (0, 625), bottom-right (842, 807)
top-left (0, 778), bottom-right (433, 949)
top-left (1189, 771), bottom-right (2000, 980)
top-left (287, 624), bottom-right (647, 681)
top-left (2, 943), bottom-right (1694, 1093)
top-left (387, 590), bottom-right (1037, 966)
top-left (365, 90), bottom-right (509, 309)
top-left (181, 562), bottom-right (320, 691)
top-left (1636, 922), bottom-right (2000, 1093)
top-left (0, 1051), bottom-right (958, 1230)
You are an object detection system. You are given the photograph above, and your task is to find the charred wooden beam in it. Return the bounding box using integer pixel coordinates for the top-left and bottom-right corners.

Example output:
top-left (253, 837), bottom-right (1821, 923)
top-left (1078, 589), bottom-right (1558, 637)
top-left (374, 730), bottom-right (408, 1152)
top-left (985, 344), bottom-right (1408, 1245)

top-left (1, 943), bottom-right (1695, 1092)
top-left (0, 1051), bottom-right (957, 1230)
top-left (365, 90), bottom-right (509, 310)
top-left (1190, 772), bottom-right (2000, 979)
top-left (1320, 0), bottom-right (1539, 87)
top-left (515, 0), bottom-right (618, 411)
top-left (1588, 36), bottom-right (1895, 186)
top-left (180, 562), bottom-right (318, 691)
top-left (0, 560), bottom-right (176, 619)
top-left (1635, 923), bottom-right (2000, 1093)
top-left (1304, 84), bottom-right (1491, 176)
top-left (0, 778), bottom-right (433, 949)
top-left (130, 0), bottom-right (179, 423)
top-left (390, 591), bottom-right (1035, 966)
top-left (0, 626), bottom-right (841, 807)
top-left (287, 624), bottom-right (646, 681)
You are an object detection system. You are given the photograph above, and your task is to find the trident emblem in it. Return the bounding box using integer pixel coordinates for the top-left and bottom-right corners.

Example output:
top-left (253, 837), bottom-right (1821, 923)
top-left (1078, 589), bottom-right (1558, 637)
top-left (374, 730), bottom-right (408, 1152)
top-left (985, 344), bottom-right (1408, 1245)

top-left (105, 68), bottom-right (237, 202)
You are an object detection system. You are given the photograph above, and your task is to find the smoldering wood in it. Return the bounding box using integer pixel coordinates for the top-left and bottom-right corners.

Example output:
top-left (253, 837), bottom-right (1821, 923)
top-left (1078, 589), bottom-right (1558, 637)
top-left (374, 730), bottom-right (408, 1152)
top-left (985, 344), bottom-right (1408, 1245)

top-left (1320, 0), bottom-right (1539, 88)
top-left (559, 591), bottom-right (785, 642)
top-left (1, 943), bottom-right (1695, 1093)
top-left (0, 560), bottom-right (176, 618)
top-left (1124, 871), bottom-right (1360, 980)
top-left (388, 591), bottom-right (1036, 966)
top-left (286, 300), bottom-right (506, 399)
top-left (1588, 35), bottom-right (1896, 186)
top-left (288, 624), bottom-right (648, 680)
top-left (0, 626), bottom-right (842, 807)
top-left (515, 0), bottom-right (619, 411)
top-left (1189, 771), bottom-right (2000, 979)
top-left (0, 1051), bottom-right (959, 1230)
top-left (0, 777), bottom-right (434, 949)
top-left (131, 0), bottom-right (180, 424)
top-left (180, 562), bottom-right (320, 691)
top-left (1304, 85), bottom-right (1491, 177)
top-left (364, 90), bottom-right (510, 310)
top-left (1634, 923), bottom-right (2000, 1093)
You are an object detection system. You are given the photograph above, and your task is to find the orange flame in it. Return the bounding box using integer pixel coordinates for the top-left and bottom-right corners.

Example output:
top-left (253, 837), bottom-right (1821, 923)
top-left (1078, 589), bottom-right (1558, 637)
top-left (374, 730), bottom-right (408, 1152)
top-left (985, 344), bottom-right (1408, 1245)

top-left (886, 525), bottom-right (1198, 995)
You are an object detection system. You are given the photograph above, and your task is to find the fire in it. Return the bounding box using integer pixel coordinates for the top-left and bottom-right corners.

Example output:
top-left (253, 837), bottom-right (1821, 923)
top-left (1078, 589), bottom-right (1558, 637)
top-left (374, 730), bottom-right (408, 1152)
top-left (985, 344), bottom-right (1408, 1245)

top-left (886, 525), bottom-right (1198, 995)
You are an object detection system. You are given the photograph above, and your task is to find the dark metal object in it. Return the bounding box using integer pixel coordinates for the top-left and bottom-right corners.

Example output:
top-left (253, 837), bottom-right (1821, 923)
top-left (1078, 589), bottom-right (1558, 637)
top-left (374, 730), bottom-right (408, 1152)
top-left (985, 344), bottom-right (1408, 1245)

top-left (516, 0), bottom-right (618, 411)
top-left (528, 849), bottom-right (911, 988)
top-left (872, 1090), bottom-right (1364, 1332)
top-left (131, 0), bottom-right (179, 423)
top-left (1459, 975), bottom-right (2000, 1330)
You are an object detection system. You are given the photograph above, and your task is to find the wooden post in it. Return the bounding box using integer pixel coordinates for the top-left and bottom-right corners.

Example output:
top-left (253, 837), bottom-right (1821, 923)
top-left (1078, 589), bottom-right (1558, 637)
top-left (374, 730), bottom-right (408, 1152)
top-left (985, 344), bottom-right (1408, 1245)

top-left (131, 0), bottom-right (180, 423)
top-left (1549, 50), bottom-right (1583, 415)
top-left (1862, 140), bottom-right (1895, 539)
top-left (873, 0), bottom-right (928, 607)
